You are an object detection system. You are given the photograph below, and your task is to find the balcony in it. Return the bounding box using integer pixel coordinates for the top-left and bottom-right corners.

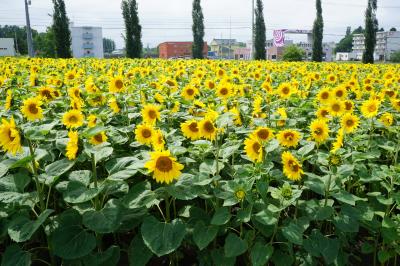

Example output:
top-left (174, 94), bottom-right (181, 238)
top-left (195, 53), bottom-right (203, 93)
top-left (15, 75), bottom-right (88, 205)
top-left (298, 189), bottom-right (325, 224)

top-left (83, 43), bottom-right (94, 49)
top-left (82, 33), bottom-right (93, 39)
top-left (83, 52), bottom-right (95, 58)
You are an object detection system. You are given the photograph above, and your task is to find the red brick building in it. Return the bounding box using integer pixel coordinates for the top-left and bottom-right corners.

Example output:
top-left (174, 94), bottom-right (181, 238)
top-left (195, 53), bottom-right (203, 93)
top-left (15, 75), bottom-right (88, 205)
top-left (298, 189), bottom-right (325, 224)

top-left (158, 42), bottom-right (208, 59)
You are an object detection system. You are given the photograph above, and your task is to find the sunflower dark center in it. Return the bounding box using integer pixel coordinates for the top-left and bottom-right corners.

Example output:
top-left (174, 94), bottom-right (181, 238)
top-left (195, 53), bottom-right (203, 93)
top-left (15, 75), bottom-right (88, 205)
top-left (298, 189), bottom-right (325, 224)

top-left (115, 80), bottom-right (123, 89)
top-left (189, 122), bottom-right (199, 132)
top-left (187, 88), bottom-right (195, 96)
top-left (203, 121), bottom-right (215, 133)
top-left (69, 115), bottom-right (78, 123)
top-left (220, 88), bottom-right (228, 95)
top-left (94, 134), bottom-right (103, 142)
top-left (142, 129), bottom-right (152, 138)
top-left (336, 90), bottom-right (343, 97)
top-left (284, 132), bottom-right (294, 141)
top-left (282, 86), bottom-right (290, 95)
top-left (252, 142), bottom-right (261, 154)
top-left (257, 129), bottom-right (269, 140)
top-left (321, 92), bottom-right (329, 99)
top-left (314, 128), bottom-right (323, 135)
top-left (332, 104), bottom-right (340, 112)
top-left (7, 129), bottom-right (15, 141)
top-left (148, 110), bottom-right (157, 119)
top-left (28, 103), bottom-right (39, 114)
top-left (368, 105), bottom-right (377, 112)
top-left (156, 156), bottom-right (173, 172)
top-left (346, 119), bottom-right (354, 127)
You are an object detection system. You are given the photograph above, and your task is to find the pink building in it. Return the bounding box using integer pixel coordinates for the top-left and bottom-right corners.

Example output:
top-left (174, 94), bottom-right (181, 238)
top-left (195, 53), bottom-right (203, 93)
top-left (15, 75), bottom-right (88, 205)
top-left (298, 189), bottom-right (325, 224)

top-left (234, 48), bottom-right (251, 60)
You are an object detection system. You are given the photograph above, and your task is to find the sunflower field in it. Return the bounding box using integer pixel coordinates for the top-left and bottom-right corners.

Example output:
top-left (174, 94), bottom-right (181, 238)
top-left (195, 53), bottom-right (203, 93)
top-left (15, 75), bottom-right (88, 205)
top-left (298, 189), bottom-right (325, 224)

top-left (0, 57), bottom-right (400, 266)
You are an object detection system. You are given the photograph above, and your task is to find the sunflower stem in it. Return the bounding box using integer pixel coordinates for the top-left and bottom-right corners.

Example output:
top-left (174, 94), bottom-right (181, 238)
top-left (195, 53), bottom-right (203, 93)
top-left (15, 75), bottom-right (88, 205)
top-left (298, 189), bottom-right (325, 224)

top-left (28, 139), bottom-right (45, 213)
top-left (165, 195), bottom-right (171, 223)
top-left (91, 153), bottom-right (100, 211)
top-left (324, 168), bottom-right (333, 207)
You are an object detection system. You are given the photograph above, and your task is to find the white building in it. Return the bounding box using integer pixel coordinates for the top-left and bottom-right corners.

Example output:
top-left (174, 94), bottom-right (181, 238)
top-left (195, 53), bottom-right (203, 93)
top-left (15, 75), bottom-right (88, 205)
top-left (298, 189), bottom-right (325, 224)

top-left (70, 26), bottom-right (104, 58)
top-left (0, 38), bottom-right (16, 56)
top-left (352, 31), bottom-right (400, 61)
top-left (336, 52), bottom-right (356, 61)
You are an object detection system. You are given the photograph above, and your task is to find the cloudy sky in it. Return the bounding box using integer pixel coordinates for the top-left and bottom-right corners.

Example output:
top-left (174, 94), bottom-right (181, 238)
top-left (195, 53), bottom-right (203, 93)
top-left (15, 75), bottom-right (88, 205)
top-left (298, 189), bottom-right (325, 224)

top-left (1, 0), bottom-right (399, 48)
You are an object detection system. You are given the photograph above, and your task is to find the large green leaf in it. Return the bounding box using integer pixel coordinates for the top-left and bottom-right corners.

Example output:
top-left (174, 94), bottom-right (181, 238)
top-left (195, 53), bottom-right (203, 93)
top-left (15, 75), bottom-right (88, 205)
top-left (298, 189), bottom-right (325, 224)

top-left (122, 181), bottom-right (156, 209)
top-left (224, 233), bottom-right (248, 258)
top-left (141, 216), bottom-right (186, 257)
top-left (192, 221), bottom-right (219, 250)
top-left (0, 171), bottom-right (30, 193)
top-left (45, 158), bottom-right (76, 178)
top-left (82, 204), bottom-right (121, 233)
top-left (1, 244), bottom-right (31, 266)
top-left (128, 234), bottom-right (153, 266)
top-left (50, 210), bottom-right (96, 260)
top-left (82, 245), bottom-right (120, 266)
top-left (250, 242), bottom-right (273, 266)
top-left (303, 230), bottom-right (339, 264)
top-left (211, 207), bottom-right (231, 225)
top-left (282, 222), bottom-right (304, 245)
top-left (62, 181), bottom-right (102, 204)
top-left (8, 209), bottom-right (53, 242)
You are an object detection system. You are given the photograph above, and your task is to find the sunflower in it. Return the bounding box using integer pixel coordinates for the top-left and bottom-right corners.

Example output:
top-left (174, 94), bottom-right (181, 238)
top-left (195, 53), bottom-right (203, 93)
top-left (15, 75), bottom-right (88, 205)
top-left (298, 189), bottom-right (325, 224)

top-left (199, 118), bottom-right (217, 140)
top-left (181, 120), bottom-right (201, 140)
top-left (0, 117), bottom-right (22, 155)
top-left (38, 87), bottom-right (55, 101)
top-left (5, 90), bottom-right (12, 111)
top-left (379, 113), bottom-right (394, 127)
top-left (361, 99), bottom-right (380, 118)
top-left (70, 97), bottom-right (84, 110)
top-left (62, 110), bottom-right (84, 128)
top-left (171, 101), bottom-right (180, 114)
top-left (109, 97), bottom-right (120, 114)
top-left (316, 107), bottom-right (330, 120)
top-left (331, 128), bottom-right (344, 154)
top-left (328, 99), bottom-right (345, 117)
top-left (88, 94), bottom-right (107, 107)
top-left (142, 104), bottom-right (160, 125)
top-left (391, 99), bottom-right (400, 112)
top-left (341, 113), bottom-right (359, 133)
top-left (277, 82), bottom-right (293, 100)
top-left (152, 130), bottom-right (165, 151)
top-left (316, 88), bottom-right (331, 104)
top-left (282, 151), bottom-right (303, 181)
top-left (90, 132), bottom-right (107, 145)
top-left (310, 119), bottom-right (329, 143)
top-left (109, 76), bottom-right (125, 93)
top-left (206, 80), bottom-right (216, 89)
top-left (68, 87), bottom-right (81, 99)
top-left (144, 150), bottom-right (184, 184)
top-left (277, 129), bottom-right (301, 148)
top-left (216, 83), bottom-right (233, 99)
top-left (88, 115), bottom-right (98, 128)
top-left (333, 86), bottom-right (347, 99)
top-left (230, 107), bottom-right (242, 126)
top-left (326, 74), bottom-right (337, 84)
top-left (21, 97), bottom-right (44, 121)
top-left (244, 136), bottom-right (263, 162)
top-left (66, 131), bottom-right (79, 160)
top-left (343, 100), bottom-right (354, 113)
top-left (252, 127), bottom-right (274, 142)
top-left (181, 85), bottom-right (199, 100)
top-left (135, 124), bottom-right (155, 145)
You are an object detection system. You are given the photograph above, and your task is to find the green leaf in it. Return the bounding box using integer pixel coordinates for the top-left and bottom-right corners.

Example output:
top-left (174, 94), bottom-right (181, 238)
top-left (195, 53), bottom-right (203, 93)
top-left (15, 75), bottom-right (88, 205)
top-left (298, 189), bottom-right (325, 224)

top-left (337, 164), bottom-right (354, 178)
top-left (106, 157), bottom-right (144, 180)
top-left (50, 211), bottom-right (96, 260)
top-left (297, 142), bottom-right (315, 157)
top-left (82, 204), bottom-right (121, 233)
top-left (333, 213), bottom-right (359, 232)
top-left (332, 190), bottom-right (366, 206)
top-left (282, 222), bottom-right (303, 245)
top-left (1, 244), bottom-right (31, 266)
top-left (224, 233), bottom-right (248, 258)
top-left (95, 146), bottom-right (114, 164)
top-left (250, 242), bottom-right (273, 266)
top-left (199, 159), bottom-right (222, 175)
top-left (253, 210), bottom-right (277, 226)
top-left (128, 234), bottom-right (153, 266)
top-left (68, 170), bottom-right (91, 186)
top-left (62, 181), bottom-right (102, 204)
top-left (220, 143), bottom-right (241, 159)
top-left (193, 221), bottom-right (218, 250)
top-left (0, 159), bottom-right (18, 178)
top-left (141, 216), bottom-right (186, 257)
top-left (0, 171), bottom-right (30, 193)
top-left (122, 181), bottom-right (156, 209)
top-left (216, 112), bottom-right (234, 128)
top-left (211, 207), bottom-right (231, 225)
top-left (303, 230), bottom-right (339, 264)
top-left (8, 209), bottom-right (53, 242)
top-left (211, 248), bottom-right (236, 266)
top-left (378, 250), bottom-right (392, 263)
top-left (82, 245), bottom-right (120, 266)
top-left (45, 158), bottom-right (76, 181)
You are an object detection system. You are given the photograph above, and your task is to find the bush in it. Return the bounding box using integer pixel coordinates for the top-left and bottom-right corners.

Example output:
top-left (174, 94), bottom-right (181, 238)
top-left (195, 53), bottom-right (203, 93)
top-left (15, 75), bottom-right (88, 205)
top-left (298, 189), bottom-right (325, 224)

top-left (282, 45), bottom-right (305, 61)
top-left (390, 50), bottom-right (400, 63)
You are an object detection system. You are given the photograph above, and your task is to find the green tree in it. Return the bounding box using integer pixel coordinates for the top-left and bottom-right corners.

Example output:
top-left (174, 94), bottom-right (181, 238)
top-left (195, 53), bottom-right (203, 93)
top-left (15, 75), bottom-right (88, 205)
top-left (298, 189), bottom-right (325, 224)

top-left (34, 27), bottom-right (56, 58)
top-left (312, 0), bottom-right (323, 62)
top-left (192, 0), bottom-right (205, 59)
top-left (334, 26), bottom-right (364, 53)
top-left (282, 45), bottom-right (305, 61)
top-left (103, 38), bottom-right (116, 54)
top-left (390, 27), bottom-right (397, 32)
top-left (363, 0), bottom-right (378, 64)
top-left (254, 0), bottom-right (266, 60)
top-left (52, 0), bottom-right (72, 58)
top-left (122, 0), bottom-right (142, 58)
top-left (0, 25), bottom-right (38, 55)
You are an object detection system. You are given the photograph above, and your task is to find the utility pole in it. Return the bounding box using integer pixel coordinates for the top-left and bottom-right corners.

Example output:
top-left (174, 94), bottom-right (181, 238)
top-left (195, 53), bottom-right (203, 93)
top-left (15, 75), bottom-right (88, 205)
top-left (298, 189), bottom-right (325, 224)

top-left (24, 0), bottom-right (34, 57)
top-left (251, 0), bottom-right (255, 59)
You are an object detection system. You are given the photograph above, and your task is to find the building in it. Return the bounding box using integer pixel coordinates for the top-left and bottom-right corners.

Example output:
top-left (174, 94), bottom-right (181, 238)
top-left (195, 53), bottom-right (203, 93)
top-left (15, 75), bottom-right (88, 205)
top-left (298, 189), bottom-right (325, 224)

top-left (0, 38), bottom-right (16, 56)
top-left (266, 40), bottom-right (293, 60)
top-left (323, 42), bottom-right (336, 62)
top-left (70, 25), bottom-right (104, 58)
top-left (158, 42), bottom-right (208, 59)
top-left (352, 31), bottom-right (400, 61)
top-left (209, 39), bottom-right (246, 59)
top-left (234, 48), bottom-right (251, 60)
top-left (336, 52), bottom-right (356, 61)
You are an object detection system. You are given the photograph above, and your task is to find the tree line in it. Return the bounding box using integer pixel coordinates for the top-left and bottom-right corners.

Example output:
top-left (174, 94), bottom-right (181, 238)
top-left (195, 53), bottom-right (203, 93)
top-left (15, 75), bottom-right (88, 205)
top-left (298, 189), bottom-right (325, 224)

top-left (0, 0), bottom-right (394, 63)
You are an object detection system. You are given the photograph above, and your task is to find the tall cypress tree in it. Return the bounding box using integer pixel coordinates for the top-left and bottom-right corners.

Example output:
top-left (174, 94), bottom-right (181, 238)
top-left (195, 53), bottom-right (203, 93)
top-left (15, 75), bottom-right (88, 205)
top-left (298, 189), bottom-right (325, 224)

top-left (254, 0), bottom-right (266, 60)
top-left (52, 0), bottom-right (72, 58)
top-left (312, 0), bottom-right (323, 62)
top-left (363, 0), bottom-right (378, 64)
top-left (192, 0), bottom-right (205, 59)
top-left (122, 0), bottom-right (142, 58)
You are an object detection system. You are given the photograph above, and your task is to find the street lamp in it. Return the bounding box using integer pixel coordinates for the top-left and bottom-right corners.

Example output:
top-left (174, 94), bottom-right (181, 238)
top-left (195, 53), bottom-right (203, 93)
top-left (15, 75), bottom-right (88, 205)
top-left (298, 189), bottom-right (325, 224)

top-left (251, 0), bottom-right (255, 60)
top-left (24, 0), bottom-right (34, 57)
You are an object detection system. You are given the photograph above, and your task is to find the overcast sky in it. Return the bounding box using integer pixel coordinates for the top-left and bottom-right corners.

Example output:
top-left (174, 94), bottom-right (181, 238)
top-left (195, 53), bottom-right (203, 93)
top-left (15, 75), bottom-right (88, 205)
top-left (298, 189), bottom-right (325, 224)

top-left (1, 0), bottom-right (399, 48)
